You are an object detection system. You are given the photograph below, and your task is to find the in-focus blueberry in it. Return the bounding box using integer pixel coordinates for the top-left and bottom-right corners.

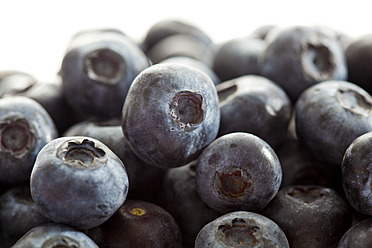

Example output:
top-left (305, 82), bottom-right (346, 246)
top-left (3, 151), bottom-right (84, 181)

top-left (122, 63), bottom-right (220, 168)
top-left (195, 211), bottom-right (289, 248)
top-left (12, 223), bottom-right (98, 248)
top-left (30, 136), bottom-right (129, 229)
top-left (295, 80), bottom-right (372, 166)
top-left (195, 132), bottom-right (282, 213)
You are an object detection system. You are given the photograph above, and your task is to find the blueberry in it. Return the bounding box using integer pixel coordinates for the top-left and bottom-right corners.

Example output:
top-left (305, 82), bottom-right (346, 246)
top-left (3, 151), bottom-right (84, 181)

top-left (251, 24), bottom-right (277, 40)
top-left (9, 76), bottom-right (80, 134)
top-left (295, 80), bottom-right (372, 166)
top-left (60, 29), bottom-right (150, 120)
top-left (216, 75), bottom-right (292, 149)
top-left (142, 19), bottom-right (213, 53)
top-left (0, 186), bottom-right (49, 247)
top-left (157, 160), bottom-right (222, 247)
top-left (342, 131), bottom-right (372, 215)
top-left (195, 211), bottom-right (289, 248)
top-left (195, 132), bottom-right (282, 213)
top-left (0, 96), bottom-right (57, 185)
top-left (122, 63), bottom-right (220, 168)
top-left (260, 25), bottom-right (347, 102)
top-left (212, 36), bottom-right (266, 81)
top-left (160, 56), bottom-right (221, 85)
top-left (337, 218), bottom-right (372, 248)
top-left (64, 120), bottom-right (166, 202)
top-left (67, 27), bottom-right (128, 45)
top-left (85, 199), bottom-right (182, 248)
top-left (30, 136), bottom-right (129, 229)
top-left (261, 185), bottom-right (352, 248)
top-left (146, 34), bottom-right (215, 66)
top-left (0, 70), bottom-right (36, 97)
top-left (345, 33), bottom-right (372, 94)
top-left (314, 25), bottom-right (352, 52)
top-left (278, 139), bottom-right (341, 190)
top-left (12, 223), bottom-right (98, 248)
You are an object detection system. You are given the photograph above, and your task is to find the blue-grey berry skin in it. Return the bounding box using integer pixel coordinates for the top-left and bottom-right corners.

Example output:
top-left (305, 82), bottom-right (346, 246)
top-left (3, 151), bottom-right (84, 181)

top-left (0, 186), bottom-right (49, 247)
top-left (342, 132), bottom-right (372, 215)
top-left (195, 211), bottom-right (289, 248)
top-left (295, 80), bottom-right (372, 166)
top-left (217, 75), bottom-right (292, 150)
top-left (260, 26), bottom-right (347, 102)
top-left (212, 36), bottom-right (266, 82)
top-left (142, 19), bottom-right (213, 54)
top-left (12, 223), bottom-right (98, 248)
top-left (337, 218), bottom-right (372, 248)
top-left (0, 96), bottom-right (57, 185)
top-left (195, 132), bottom-right (282, 214)
top-left (160, 56), bottom-right (221, 85)
top-left (122, 63), bottom-right (220, 168)
top-left (60, 30), bottom-right (150, 120)
top-left (64, 120), bottom-right (166, 202)
top-left (147, 34), bottom-right (215, 67)
top-left (30, 136), bottom-right (129, 230)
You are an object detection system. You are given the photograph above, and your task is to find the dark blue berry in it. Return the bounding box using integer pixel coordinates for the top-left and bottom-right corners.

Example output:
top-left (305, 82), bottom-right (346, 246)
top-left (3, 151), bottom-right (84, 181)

top-left (342, 131), bottom-right (372, 215)
top-left (261, 185), bottom-right (352, 248)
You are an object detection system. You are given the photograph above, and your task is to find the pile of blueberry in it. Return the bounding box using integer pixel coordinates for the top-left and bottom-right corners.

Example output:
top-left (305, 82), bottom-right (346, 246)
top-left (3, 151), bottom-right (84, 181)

top-left (1, 19), bottom-right (372, 248)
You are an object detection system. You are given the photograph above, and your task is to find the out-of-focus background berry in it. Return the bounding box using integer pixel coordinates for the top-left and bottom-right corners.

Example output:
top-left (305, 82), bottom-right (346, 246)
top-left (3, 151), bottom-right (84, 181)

top-left (0, 0), bottom-right (369, 81)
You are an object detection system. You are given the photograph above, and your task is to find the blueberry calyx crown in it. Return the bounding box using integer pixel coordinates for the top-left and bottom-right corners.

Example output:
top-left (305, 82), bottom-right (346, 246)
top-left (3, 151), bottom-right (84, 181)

top-left (217, 170), bottom-right (251, 198)
top-left (336, 88), bottom-right (372, 117)
top-left (301, 40), bottom-right (335, 81)
top-left (130, 207), bottom-right (146, 216)
top-left (217, 82), bottom-right (238, 103)
top-left (0, 116), bottom-right (36, 158)
top-left (287, 186), bottom-right (326, 204)
top-left (57, 138), bottom-right (107, 169)
top-left (170, 90), bottom-right (204, 131)
top-left (218, 218), bottom-right (260, 246)
top-left (41, 235), bottom-right (80, 248)
top-left (84, 48), bottom-right (125, 85)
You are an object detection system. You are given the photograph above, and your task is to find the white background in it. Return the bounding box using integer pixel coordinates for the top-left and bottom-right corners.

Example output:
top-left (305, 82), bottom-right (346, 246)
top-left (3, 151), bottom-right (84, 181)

top-left (0, 0), bottom-right (370, 82)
